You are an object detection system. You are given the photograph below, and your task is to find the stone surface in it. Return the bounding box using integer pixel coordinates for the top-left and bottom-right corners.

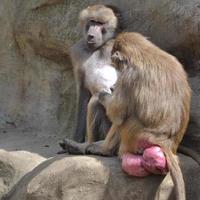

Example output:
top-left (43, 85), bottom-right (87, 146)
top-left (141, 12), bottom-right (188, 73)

top-left (0, 0), bottom-right (77, 137)
top-left (2, 154), bottom-right (200, 200)
top-left (0, 149), bottom-right (45, 199)
top-left (0, 129), bottom-right (63, 158)
top-left (183, 73), bottom-right (200, 153)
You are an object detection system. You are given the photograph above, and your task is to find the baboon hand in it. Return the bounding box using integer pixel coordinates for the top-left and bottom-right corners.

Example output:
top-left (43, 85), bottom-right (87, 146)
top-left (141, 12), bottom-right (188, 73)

top-left (98, 89), bottom-right (112, 105)
top-left (86, 141), bottom-right (117, 156)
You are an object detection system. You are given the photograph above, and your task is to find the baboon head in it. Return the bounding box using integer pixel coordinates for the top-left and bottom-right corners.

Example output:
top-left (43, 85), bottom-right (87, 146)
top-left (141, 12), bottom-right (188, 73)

top-left (79, 4), bottom-right (124, 50)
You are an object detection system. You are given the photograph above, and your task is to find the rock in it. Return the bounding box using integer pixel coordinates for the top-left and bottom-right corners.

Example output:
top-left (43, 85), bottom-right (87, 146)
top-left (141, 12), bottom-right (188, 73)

top-left (182, 73), bottom-right (200, 153)
top-left (2, 154), bottom-right (200, 200)
top-left (0, 150), bottom-right (45, 199)
top-left (0, 0), bottom-right (77, 137)
top-left (0, 129), bottom-right (64, 158)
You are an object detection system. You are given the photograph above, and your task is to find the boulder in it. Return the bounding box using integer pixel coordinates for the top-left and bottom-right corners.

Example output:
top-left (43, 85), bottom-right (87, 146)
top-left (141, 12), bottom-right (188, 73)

top-left (0, 150), bottom-right (45, 199)
top-left (183, 74), bottom-right (200, 153)
top-left (2, 154), bottom-right (200, 200)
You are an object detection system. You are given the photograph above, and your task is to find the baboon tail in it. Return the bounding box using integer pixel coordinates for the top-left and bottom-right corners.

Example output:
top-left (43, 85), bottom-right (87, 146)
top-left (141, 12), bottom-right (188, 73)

top-left (163, 147), bottom-right (186, 200)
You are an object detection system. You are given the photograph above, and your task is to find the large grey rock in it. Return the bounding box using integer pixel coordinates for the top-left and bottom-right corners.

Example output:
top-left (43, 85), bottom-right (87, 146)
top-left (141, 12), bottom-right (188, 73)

top-left (183, 73), bottom-right (200, 153)
top-left (0, 150), bottom-right (45, 199)
top-left (2, 155), bottom-right (200, 200)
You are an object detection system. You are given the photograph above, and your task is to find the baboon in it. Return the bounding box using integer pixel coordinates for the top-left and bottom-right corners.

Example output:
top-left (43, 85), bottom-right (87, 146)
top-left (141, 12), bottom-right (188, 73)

top-left (59, 11), bottom-right (199, 160)
top-left (67, 4), bottom-right (124, 144)
top-left (98, 32), bottom-right (191, 200)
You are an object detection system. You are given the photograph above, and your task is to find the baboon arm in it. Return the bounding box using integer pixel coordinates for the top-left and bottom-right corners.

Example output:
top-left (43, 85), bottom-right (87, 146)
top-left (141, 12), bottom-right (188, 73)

top-left (73, 85), bottom-right (91, 143)
top-left (101, 124), bottom-right (118, 151)
top-left (106, 96), bottom-right (127, 126)
top-left (99, 91), bottom-right (126, 125)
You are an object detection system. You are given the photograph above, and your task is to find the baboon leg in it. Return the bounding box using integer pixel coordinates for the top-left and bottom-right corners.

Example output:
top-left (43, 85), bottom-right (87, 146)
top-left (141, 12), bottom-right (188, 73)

top-left (59, 108), bottom-right (119, 156)
top-left (73, 86), bottom-right (90, 143)
top-left (59, 134), bottom-right (119, 157)
top-left (87, 95), bottom-right (98, 144)
top-left (86, 125), bottom-right (119, 156)
top-left (59, 139), bottom-right (89, 155)
top-left (101, 124), bottom-right (118, 152)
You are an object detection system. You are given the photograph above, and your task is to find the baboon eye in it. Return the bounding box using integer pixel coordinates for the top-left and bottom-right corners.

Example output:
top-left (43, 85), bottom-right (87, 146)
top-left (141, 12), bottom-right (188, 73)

top-left (102, 27), bottom-right (107, 34)
top-left (97, 21), bottom-right (104, 25)
top-left (90, 19), bottom-right (96, 23)
top-left (89, 20), bottom-right (104, 25)
top-left (86, 23), bottom-right (90, 31)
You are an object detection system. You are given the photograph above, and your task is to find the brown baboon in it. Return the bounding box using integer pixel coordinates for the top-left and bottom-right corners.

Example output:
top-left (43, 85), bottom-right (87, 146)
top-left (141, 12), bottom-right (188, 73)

top-left (98, 32), bottom-right (191, 200)
top-left (63, 5), bottom-right (124, 146)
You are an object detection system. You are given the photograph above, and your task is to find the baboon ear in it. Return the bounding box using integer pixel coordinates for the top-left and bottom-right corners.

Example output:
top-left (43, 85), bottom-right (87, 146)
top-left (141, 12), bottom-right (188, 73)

top-left (112, 51), bottom-right (123, 61)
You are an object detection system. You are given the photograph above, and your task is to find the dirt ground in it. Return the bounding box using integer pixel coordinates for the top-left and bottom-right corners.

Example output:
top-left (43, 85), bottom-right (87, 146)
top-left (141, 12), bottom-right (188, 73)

top-left (0, 128), bottom-right (65, 158)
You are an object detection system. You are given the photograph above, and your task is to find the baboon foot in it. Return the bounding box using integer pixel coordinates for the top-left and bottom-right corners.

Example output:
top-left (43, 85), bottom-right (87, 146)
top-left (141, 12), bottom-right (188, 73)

top-left (86, 141), bottom-right (117, 157)
top-left (58, 139), bottom-right (88, 155)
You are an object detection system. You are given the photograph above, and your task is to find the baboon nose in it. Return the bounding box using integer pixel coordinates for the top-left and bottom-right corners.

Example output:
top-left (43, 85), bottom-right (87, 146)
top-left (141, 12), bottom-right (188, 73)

top-left (87, 34), bottom-right (94, 41)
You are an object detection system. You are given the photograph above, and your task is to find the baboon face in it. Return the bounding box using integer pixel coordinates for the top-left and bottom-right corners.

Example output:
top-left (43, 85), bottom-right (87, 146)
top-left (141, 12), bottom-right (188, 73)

top-left (85, 19), bottom-right (108, 49)
top-left (80, 5), bottom-right (118, 50)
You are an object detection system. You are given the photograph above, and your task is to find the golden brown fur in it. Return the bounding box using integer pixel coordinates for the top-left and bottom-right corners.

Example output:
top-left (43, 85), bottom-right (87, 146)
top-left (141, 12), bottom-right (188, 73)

top-left (101, 32), bottom-right (191, 200)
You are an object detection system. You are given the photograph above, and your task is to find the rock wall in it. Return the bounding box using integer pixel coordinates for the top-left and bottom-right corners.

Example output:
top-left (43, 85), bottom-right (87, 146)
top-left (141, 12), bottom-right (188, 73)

top-left (0, 0), bottom-right (200, 147)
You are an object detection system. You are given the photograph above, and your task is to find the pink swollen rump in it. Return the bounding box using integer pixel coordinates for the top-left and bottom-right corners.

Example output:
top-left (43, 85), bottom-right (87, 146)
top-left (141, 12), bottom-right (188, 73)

top-left (122, 146), bottom-right (168, 177)
top-left (142, 146), bottom-right (168, 174)
top-left (122, 153), bottom-right (149, 177)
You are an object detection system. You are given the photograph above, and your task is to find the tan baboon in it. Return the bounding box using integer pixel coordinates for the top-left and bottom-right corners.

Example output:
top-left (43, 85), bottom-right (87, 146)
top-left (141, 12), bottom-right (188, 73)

top-left (99, 32), bottom-right (191, 200)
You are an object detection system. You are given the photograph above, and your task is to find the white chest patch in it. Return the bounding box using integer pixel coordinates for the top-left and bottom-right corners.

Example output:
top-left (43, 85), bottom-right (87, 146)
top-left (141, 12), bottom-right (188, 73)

top-left (85, 64), bottom-right (118, 92)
